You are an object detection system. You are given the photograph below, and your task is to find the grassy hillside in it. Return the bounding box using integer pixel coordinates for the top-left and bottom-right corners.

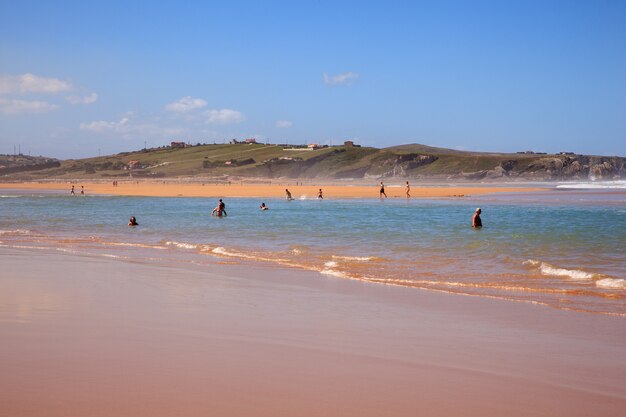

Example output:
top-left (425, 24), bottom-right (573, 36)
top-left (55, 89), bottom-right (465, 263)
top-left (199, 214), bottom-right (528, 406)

top-left (2, 143), bottom-right (624, 181)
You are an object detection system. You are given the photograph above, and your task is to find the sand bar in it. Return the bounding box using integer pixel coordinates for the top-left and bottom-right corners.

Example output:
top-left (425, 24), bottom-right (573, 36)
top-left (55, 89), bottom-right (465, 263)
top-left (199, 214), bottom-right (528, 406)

top-left (0, 181), bottom-right (547, 198)
top-left (1, 247), bottom-right (624, 416)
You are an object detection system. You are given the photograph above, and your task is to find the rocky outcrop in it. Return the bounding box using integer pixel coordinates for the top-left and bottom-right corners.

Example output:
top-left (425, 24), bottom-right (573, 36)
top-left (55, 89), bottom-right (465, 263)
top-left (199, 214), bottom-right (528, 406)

top-left (453, 155), bottom-right (625, 181)
top-left (371, 153), bottom-right (438, 177)
top-left (518, 156), bottom-right (624, 180)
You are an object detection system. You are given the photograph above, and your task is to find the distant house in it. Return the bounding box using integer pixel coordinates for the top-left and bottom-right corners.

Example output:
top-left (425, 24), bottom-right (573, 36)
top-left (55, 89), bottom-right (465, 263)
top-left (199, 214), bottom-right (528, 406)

top-left (244, 138), bottom-right (257, 144)
top-left (171, 141), bottom-right (186, 149)
top-left (308, 143), bottom-right (321, 150)
top-left (344, 140), bottom-right (354, 147)
top-left (128, 160), bottom-right (142, 170)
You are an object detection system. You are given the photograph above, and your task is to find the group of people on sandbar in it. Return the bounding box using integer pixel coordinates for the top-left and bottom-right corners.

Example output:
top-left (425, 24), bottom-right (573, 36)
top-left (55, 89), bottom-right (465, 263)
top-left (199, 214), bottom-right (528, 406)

top-left (70, 185), bottom-right (85, 196)
top-left (379, 181), bottom-right (411, 198)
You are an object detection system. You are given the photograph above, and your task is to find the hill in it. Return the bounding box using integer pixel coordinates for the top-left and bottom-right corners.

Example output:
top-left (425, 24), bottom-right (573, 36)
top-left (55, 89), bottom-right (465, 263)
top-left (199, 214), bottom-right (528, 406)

top-left (0, 154), bottom-right (61, 176)
top-left (1, 144), bottom-right (624, 181)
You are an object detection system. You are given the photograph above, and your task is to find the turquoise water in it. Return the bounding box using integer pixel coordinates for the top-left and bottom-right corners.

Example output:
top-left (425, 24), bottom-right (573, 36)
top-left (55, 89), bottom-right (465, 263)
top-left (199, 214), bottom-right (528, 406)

top-left (1, 189), bottom-right (625, 315)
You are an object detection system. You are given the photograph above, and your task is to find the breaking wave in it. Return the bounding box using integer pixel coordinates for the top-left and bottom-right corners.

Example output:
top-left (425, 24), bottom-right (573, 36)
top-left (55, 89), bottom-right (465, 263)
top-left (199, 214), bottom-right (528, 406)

top-left (596, 278), bottom-right (626, 290)
top-left (556, 180), bottom-right (626, 189)
top-left (165, 241), bottom-right (199, 250)
top-left (525, 260), bottom-right (596, 280)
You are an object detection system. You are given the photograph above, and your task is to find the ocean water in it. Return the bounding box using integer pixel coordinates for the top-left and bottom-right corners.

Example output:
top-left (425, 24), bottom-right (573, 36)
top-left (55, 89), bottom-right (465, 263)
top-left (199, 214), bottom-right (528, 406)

top-left (1, 188), bottom-right (625, 316)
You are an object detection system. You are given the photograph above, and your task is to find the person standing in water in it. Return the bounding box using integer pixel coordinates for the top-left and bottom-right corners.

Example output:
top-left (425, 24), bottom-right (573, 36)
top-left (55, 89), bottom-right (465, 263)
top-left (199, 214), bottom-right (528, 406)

top-left (70, 185), bottom-right (75, 196)
top-left (318, 188), bottom-right (323, 199)
top-left (379, 182), bottom-right (387, 198)
top-left (285, 189), bottom-right (293, 201)
top-left (212, 199), bottom-right (227, 217)
top-left (259, 202), bottom-right (268, 210)
top-left (472, 208), bottom-right (482, 228)
top-left (128, 216), bottom-right (139, 226)
top-left (405, 181), bottom-right (410, 198)
top-left (80, 185), bottom-right (85, 195)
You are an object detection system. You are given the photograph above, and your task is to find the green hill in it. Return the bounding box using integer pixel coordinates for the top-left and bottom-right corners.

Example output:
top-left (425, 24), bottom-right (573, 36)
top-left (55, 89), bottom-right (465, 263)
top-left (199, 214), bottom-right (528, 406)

top-left (1, 143), bottom-right (624, 181)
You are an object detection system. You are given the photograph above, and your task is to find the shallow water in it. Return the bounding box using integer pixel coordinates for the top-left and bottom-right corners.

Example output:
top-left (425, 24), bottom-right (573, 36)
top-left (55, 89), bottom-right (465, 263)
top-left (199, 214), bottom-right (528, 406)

top-left (1, 189), bottom-right (624, 315)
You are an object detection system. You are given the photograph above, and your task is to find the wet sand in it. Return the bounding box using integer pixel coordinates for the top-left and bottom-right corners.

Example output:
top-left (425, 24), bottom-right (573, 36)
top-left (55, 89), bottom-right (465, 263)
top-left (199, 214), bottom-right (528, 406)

top-left (0, 181), bottom-right (546, 199)
top-left (1, 247), bottom-right (624, 416)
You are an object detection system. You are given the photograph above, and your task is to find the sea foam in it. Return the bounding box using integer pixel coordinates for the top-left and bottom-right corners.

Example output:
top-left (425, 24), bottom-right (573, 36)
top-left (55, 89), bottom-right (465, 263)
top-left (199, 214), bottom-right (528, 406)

top-left (0, 229), bottom-right (32, 236)
top-left (320, 268), bottom-right (349, 279)
top-left (332, 255), bottom-right (373, 261)
top-left (595, 278), bottom-right (626, 290)
top-left (165, 241), bottom-right (198, 250)
top-left (526, 260), bottom-right (596, 280)
top-left (556, 180), bottom-right (626, 189)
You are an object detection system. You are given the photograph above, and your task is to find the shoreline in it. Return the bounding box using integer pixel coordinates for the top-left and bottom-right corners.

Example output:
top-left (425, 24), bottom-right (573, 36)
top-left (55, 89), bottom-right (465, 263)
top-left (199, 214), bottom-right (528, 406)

top-left (0, 180), bottom-right (548, 198)
top-left (1, 246), bottom-right (624, 416)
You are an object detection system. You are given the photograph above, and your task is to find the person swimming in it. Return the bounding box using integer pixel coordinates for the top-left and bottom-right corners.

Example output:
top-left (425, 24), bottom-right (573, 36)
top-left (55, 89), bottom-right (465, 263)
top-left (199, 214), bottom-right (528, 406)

top-left (260, 202), bottom-right (269, 210)
top-left (128, 216), bottom-right (139, 226)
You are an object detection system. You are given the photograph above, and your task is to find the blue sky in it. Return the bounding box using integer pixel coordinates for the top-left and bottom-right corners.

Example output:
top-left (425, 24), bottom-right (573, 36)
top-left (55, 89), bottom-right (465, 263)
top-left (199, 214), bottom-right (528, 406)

top-left (1, 0), bottom-right (625, 158)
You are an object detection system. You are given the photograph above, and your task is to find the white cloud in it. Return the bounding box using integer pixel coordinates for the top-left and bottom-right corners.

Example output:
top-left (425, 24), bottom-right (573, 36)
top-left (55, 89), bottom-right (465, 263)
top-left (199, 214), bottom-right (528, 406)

top-left (205, 108), bottom-right (245, 125)
top-left (0, 98), bottom-right (59, 114)
top-left (66, 92), bottom-right (98, 105)
top-left (166, 96), bottom-right (208, 112)
top-left (80, 117), bottom-right (130, 132)
top-left (0, 73), bottom-right (73, 95)
top-left (79, 115), bottom-right (184, 139)
top-left (276, 120), bottom-right (293, 128)
top-left (323, 71), bottom-right (359, 86)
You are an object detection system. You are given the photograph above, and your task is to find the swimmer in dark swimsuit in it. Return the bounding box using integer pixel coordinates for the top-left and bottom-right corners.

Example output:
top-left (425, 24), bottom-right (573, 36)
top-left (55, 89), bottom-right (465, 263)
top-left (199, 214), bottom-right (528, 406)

top-left (260, 202), bottom-right (268, 210)
top-left (472, 208), bottom-right (482, 228)
top-left (318, 188), bottom-right (323, 199)
top-left (128, 216), bottom-right (138, 226)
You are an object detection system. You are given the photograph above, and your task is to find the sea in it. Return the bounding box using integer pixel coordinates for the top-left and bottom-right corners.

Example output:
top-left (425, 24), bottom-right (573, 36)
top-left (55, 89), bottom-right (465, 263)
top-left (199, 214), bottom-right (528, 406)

top-left (1, 182), bottom-right (625, 316)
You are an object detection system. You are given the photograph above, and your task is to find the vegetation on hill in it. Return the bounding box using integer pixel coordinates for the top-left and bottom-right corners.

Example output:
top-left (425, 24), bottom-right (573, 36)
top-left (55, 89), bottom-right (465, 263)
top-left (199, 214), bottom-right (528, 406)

top-left (1, 143), bottom-right (624, 181)
top-left (0, 155), bottom-right (60, 176)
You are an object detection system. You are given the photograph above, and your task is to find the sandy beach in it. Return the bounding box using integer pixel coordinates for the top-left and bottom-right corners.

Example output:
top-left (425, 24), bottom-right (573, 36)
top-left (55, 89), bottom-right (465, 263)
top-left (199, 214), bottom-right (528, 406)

top-left (1, 247), bottom-right (624, 417)
top-left (0, 181), bottom-right (547, 199)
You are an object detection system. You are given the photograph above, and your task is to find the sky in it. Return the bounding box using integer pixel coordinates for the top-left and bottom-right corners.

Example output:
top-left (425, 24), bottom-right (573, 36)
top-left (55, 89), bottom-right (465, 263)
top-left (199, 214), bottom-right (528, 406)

top-left (1, 0), bottom-right (625, 159)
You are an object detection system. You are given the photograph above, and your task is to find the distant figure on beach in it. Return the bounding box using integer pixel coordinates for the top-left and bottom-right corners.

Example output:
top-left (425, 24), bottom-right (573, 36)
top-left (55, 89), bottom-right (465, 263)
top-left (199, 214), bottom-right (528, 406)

top-left (472, 208), bottom-right (482, 228)
top-left (128, 216), bottom-right (138, 226)
top-left (318, 188), bottom-right (323, 199)
top-left (260, 202), bottom-right (268, 210)
top-left (212, 199), bottom-right (227, 217)
top-left (405, 181), bottom-right (410, 198)
top-left (80, 185), bottom-right (84, 195)
top-left (379, 182), bottom-right (387, 198)
top-left (70, 185), bottom-right (75, 196)
top-left (285, 189), bottom-right (293, 201)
